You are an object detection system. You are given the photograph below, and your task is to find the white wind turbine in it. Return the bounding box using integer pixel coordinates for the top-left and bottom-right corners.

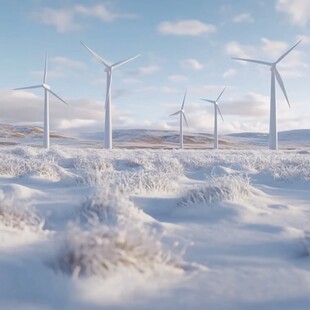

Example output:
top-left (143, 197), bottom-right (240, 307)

top-left (201, 87), bottom-right (225, 149)
top-left (14, 53), bottom-right (68, 149)
top-left (169, 90), bottom-right (188, 149)
top-left (81, 42), bottom-right (140, 150)
top-left (232, 40), bottom-right (302, 150)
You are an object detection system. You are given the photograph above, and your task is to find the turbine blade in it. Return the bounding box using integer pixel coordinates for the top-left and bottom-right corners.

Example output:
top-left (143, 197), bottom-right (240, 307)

top-left (217, 105), bottom-right (224, 121)
top-left (80, 41), bottom-right (110, 68)
top-left (276, 40), bottom-right (302, 64)
top-left (43, 51), bottom-right (48, 83)
top-left (169, 111), bottom-right (180, 117)
top-left (200, 98), bottom-right (216, 104)
top-left (216, 87), bottom-right (226, 102)
top-left (111, 54), bottom-right (141, 69)
top-left (48, 89), bottom-right (68, 105)
top-left (13, 85), bottom-right (42, 90)
top-left (274, 68), bottom-right (290, 108)
top-left (182, 112), bottom-right (189, 127)
top-left (181, 90), bottom-right (187, 110)
top-left (232, 57), bottom-right (272, 66)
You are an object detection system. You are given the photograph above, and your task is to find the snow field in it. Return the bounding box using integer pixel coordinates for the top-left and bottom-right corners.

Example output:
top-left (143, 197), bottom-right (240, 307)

top-left (0, 146), bottom-right (310, 309)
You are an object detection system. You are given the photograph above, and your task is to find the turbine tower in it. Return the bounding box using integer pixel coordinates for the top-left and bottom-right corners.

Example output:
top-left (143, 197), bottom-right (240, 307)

top-left (232, 40), bottom-right (302, 150)
top-left (201, 87), bottom-right (225, 149)
top-left (14, 53), bottom-right (68, 149)
top-left (169, 90), bottom-right (188, 149)
top-left (81, 42), bottom-right (140, 150)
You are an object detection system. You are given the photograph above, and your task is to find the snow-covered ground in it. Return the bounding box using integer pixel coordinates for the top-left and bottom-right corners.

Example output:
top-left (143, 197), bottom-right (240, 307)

top-left (1, 124), bottom-right (310, 309)
top-left (1, 142), bottom-right (310, 309)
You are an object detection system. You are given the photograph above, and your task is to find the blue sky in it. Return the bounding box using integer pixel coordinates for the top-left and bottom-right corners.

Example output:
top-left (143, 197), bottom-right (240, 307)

top-left (0, 0), bottom-right (309, 134)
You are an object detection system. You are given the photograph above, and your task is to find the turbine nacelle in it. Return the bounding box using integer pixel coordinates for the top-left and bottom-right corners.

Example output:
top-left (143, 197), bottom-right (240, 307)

top-left (42, 83), bottom-right (51, 90)
top-left (200, 87), bottom-right (226, 122)
top-left (169, 90), bottom-right (189, 128)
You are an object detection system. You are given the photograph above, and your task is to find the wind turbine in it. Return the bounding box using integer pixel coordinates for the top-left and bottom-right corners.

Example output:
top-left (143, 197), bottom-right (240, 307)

top-left (14, 53), bottom-right (68, 149)
top-left (81, 42), bottom-right (140, 150)
top-left (201, 87), bottom-right (225, 149)
top-left (169, 90), bottom-right (188, 149)
top-left (232, 40), bottom-right (302, 150)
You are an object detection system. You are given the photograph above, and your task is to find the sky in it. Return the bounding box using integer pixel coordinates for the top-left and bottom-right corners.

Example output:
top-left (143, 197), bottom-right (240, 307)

top-left (0, 0), bottom-right (309, 135)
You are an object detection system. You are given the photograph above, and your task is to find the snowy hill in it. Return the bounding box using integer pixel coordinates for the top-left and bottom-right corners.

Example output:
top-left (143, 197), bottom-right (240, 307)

top-left (0, 123), bottom-right (309, 149)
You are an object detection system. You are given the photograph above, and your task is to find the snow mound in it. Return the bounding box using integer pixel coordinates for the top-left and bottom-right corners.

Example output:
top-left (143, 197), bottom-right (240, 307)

top-left (0, 184), bottom-right (42, 200)
top-left (53, 223), bottom-right (187, 278)
top-left (179, 175), bottom-right (252, 206)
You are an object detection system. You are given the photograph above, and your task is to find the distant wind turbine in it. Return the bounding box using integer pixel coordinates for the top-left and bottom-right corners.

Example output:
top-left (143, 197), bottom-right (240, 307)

top-left (14, 53), bottom-right (68, 149)
top-left (169, 90), bottom-right (188, 149)
top-left (201, 87), bottom-right (225, 150)
top-left (81, 42), bottom-right (140, 150)
top-left (232, 40), bottom-right (302, 150)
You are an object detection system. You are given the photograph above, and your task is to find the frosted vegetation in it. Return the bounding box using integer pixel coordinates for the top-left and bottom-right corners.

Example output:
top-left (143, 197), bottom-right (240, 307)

top-left (53, 222), bottom-right (185, 278)
top-left (0, 146), bottom-right (310, 309)
top-left (179, 175), bottom-right (252, 206)
top-left (1, 147), bottom-right (310, 184)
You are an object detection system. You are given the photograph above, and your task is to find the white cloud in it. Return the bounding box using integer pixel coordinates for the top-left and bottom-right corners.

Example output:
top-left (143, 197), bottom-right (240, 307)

top-left (135, 86), bottom-right (157, 93)
top-left (134, 86), bottom-right (179, 95)
top-left (189, 85), bottom-right (228, 95)
top-left (75, 4), bottom-right (135, 22)
top-left (31, 8), bottom-right (79, 33)
top-left (32, 56), bottom-right (86, 79)
top-left (165, 92), bottom-right (270, 133)
top-left (168, 75), bottom-right (188, 83)
top-left (3, 87), bottom-right (308, 135)
top-left (225, 41), bottom-right (255, 58)
top-left (157, 19), bottom-right (216, 36)
top-left (232, 13), bottom-right (254, 23)
top-left (260, 38), bottom-right (287, 59)
top-left (222, 68), bottom-right (237, 78)
top-left (58, 119), bottom-right (97, 130)
top-left (135, 65), bottom-right (161, 75)
top-left (276, 0), bottom-right (310, 26)
top-left (32, 4), bottom-right (134, 33)
top-left (258, 38), bottom-right (307, 77)
top-left (221, 93), bottom-right (269, 117)
top-left (0, 89), bottom-right (136, 132)
top-left (181, 58), bottom-right (204, 71)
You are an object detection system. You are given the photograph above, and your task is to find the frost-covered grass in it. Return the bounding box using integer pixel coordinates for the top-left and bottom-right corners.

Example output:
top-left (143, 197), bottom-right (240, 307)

top-left (1, 146), bottom-right (310, 184)
top-left (179, 175), bottom-right (252, 206)
top-left (78, 169), bottom-right (180, 194)
top-left (0, 147), bottom-right (68, 180)
top-left (0, 195), bottom-right (43, 230)
top-left (79, 189), bottom-right (145, 226)
top-left (52, 223), bottom-right (185, 278)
